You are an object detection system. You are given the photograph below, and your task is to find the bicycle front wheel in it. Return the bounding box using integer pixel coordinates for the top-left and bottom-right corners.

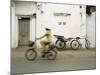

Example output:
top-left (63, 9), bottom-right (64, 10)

top-left (85, 39), bottom-right (90, 49)
top-left (25, 48), bottom-right (37, 61)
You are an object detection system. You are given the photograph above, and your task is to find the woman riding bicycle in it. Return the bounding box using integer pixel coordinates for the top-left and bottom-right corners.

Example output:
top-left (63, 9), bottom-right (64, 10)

top-left (37, 28), bottom-right (52, 52)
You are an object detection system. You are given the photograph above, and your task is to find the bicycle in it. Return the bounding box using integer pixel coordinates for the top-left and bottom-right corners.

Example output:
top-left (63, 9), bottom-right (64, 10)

top-left (25, 41), bottom-right (57, 61)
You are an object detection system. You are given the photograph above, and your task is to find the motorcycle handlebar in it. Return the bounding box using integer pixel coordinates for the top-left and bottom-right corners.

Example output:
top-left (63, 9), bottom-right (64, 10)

top-left (54, 35), bottom-right (64, 37)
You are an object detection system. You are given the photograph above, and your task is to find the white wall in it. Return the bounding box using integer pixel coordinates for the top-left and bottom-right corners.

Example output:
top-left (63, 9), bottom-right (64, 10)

top-left (36, 3), bottom-right (82, 37)
top-left (80, 5), bottom-right (86, 48)
top-left (86, 12), bottom-right (96, 48)
top-left (15, 1), bottom-right (37, 42)
top-left (11, 1), bottom-right (37, 48)
top-left (29, 16), bottom-right (36, 41)
top-left (15, 1), bottom-right (37, 15)
top-left (36, 3), bottom-right (86, 47)
top-left (11, 1), bottom-right (87, 48)
top-left (11, 2), bottom-right (18, 48)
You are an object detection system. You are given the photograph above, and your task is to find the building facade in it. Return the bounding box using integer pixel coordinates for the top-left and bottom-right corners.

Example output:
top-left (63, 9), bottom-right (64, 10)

top-left (11, 1), bottom-right (96, 48)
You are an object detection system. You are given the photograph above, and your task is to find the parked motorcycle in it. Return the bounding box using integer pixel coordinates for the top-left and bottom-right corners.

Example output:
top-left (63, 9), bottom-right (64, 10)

top-left (54, 35), bottom-right (80, 50)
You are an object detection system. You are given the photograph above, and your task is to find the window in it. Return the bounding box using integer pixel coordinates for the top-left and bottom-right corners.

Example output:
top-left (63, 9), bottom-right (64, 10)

top-left (63, 22), bottom-right (66, 25)
top-left (58, 22), bottom-right (66, 25)
top-left (58, 22), bottom-right (62, 25)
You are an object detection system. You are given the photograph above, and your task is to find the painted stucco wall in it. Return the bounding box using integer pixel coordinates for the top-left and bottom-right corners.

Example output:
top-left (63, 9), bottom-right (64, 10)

top-left (11, 2), bottom-right (18, 48)
top-left (15, 1), bottom-right (37, 15)
top-left (11, 2), bottom-right (88, 48)
top-left (86, 12), bottom-right (96, 48)
top-left (36, 3), bottom-right (82, 37)
top-left (11, 1), bottom-right (37, 48)
top-left (36, 3), bottom-right (86, 47)
top-left (29, 16), bottom-right (36, 41)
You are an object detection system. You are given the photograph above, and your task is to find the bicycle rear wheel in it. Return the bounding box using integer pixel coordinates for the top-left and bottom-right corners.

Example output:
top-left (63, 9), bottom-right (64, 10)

top-left (46, 50), bottom-right (57, 60)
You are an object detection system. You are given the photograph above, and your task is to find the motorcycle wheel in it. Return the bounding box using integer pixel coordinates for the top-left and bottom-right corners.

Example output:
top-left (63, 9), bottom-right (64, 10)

top-left (70, 40), bottom-right (80, 50)
top-left (55, 40), bottom-right (66, 50)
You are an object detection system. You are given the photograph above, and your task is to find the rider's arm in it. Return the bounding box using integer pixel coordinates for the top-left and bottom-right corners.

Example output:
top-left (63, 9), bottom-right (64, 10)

top-left (37, 34), bottom-right (47, 40)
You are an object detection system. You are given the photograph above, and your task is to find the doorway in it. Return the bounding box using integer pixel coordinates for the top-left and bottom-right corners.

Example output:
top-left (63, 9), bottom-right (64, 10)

top-left (18, 17), bottom-right (30, 46)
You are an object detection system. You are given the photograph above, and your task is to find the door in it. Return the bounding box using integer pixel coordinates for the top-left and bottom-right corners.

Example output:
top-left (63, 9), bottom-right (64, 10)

top-left (19, 17), bottom-right (30, 46)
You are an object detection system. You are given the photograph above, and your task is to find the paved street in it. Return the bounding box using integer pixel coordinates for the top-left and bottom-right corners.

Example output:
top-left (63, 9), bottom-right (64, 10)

top-left (11, 46), bottom-right (96, 74)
